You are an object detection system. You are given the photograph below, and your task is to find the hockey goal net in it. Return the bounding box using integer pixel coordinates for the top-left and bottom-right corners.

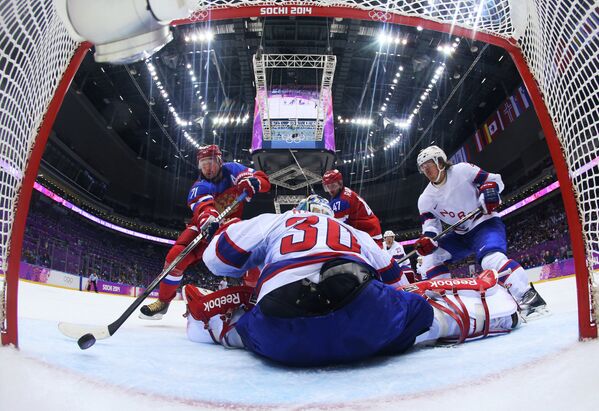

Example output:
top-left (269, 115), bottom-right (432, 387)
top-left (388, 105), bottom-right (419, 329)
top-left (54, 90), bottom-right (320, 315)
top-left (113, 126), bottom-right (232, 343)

top-left (1, 0), bottom-right (597, 346)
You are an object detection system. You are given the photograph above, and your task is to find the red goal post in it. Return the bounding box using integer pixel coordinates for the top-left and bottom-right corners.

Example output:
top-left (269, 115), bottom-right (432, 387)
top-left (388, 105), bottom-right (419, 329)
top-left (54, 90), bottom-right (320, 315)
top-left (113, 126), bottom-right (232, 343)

top-left (1, 0), bottom-right (597, 347)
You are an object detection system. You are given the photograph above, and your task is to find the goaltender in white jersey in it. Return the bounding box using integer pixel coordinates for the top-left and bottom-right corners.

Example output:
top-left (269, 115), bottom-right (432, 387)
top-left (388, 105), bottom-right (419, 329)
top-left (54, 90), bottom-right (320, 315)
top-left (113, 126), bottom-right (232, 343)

top-left (182, 195), bottom-right (522, 366)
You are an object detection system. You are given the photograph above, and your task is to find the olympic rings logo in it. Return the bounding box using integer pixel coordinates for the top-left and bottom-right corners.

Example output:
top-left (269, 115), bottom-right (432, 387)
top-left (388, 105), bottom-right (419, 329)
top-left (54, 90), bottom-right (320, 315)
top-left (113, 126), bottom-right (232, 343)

top-left (368, 10), bottom-right (392, 21)
top-left (189, 10), bottom-right (209, 22)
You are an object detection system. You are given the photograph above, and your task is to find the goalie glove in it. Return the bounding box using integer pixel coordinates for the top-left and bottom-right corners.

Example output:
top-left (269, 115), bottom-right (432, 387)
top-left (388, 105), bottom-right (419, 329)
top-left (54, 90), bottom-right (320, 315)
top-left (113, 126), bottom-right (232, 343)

top-left (415, 233), bottom-right (438, 256)
top-left (478, 182), bottom-right (501, 214)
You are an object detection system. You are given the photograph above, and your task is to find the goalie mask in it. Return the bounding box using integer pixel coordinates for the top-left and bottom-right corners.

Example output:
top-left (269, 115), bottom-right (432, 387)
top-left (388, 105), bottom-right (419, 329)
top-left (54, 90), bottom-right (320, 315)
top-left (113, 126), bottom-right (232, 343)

top-left (295, 195), bottom-right (334, 217)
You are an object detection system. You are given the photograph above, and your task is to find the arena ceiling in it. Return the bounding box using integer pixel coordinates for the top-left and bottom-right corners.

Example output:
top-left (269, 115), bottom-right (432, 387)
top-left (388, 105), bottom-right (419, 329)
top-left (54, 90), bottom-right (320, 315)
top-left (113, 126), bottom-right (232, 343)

top-left (63, 16), bottom-right (522, 185)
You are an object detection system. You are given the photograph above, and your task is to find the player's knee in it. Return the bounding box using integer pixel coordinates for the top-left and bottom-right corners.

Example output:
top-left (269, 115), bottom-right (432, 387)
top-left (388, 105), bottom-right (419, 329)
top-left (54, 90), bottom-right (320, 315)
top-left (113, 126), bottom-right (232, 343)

top-left (175, 227), bottom-right (198, 246)
top-left (481, 251), bottom-right (508, 271)
top-left (423, 264), bottom-right (450, 280)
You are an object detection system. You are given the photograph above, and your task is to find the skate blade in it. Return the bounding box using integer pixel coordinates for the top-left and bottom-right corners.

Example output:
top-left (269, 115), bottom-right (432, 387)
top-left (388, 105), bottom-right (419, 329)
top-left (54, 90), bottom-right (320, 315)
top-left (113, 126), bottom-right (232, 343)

top-left (138, 312), bottom-right (165, 320)
top-left (522, 306), bottom-right (551, 322)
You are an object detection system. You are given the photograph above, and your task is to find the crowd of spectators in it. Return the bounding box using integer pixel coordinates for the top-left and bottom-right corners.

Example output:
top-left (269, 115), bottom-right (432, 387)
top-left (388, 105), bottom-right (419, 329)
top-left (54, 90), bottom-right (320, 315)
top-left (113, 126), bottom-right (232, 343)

top-left (505, 196), bottom-right (570, 268)
top-left (21, 189), bottom-right (572, 291)
top-left (442, 194), bottom-right (571, 277)
top-left (21, 191), bottom-right (239, 291)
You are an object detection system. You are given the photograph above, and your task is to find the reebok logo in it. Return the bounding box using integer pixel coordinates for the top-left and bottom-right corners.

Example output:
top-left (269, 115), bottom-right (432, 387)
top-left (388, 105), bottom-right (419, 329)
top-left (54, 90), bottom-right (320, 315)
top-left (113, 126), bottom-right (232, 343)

top-left (203, 293), bottom-right (241, 311)
top-left (429, 279), bottom-right (477, 288)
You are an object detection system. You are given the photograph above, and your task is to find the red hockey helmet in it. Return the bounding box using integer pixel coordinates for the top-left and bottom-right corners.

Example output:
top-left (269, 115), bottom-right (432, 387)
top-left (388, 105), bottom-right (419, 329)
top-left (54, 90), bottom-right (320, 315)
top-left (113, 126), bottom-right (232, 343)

top-left (322, 169), bottom-right (343, 186)
top-left (197, 144), bottom-right (222, 163)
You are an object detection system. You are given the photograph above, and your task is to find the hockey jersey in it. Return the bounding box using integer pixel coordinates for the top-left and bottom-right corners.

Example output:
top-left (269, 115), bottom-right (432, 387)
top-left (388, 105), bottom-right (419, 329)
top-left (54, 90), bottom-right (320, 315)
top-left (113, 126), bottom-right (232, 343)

top-left (203, 210), bottom-right (402, 302)
top-left (418, 163), bottom-right (504, 236)
top-left (187, 162), bottom-right (256, 220)
top-left (384, 240), bottom-right (406, 262)
top-left (328, 187), bottom-right (382, 241)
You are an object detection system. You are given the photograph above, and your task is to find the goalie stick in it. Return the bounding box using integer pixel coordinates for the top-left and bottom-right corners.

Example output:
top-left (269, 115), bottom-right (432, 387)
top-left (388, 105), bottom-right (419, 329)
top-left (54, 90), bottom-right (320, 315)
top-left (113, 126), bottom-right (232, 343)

top-left (394, 207), bottom-right (483, 267)
top-left (58, 192), bottom-right (248, 350)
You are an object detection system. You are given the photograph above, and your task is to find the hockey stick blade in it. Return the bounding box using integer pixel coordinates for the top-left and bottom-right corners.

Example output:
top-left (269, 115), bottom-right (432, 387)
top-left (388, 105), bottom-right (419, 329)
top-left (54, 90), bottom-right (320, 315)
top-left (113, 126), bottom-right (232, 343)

top-left (58, 322), bottom-right (110, 341)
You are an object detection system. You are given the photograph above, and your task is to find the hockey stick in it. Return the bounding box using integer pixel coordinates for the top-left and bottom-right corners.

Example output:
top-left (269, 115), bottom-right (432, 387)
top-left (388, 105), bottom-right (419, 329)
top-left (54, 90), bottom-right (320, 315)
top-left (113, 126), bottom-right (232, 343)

top-left (58, 192), bottom-right (248, 350)
top-left (394, 207), bottom-right (482, 266)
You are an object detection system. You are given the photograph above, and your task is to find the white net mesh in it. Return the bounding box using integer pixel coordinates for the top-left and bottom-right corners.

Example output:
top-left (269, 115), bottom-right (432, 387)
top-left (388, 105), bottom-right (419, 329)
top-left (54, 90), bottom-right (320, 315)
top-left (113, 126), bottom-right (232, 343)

top-left (515, 0), bottom-right (599, 332)
top-left (0, 0), bottom-right (597, 341)
top-left (519, 0), bottom-right (599, 323)
top-left (190, 0), bottom-right (515, 36)
top-left (0, 0), bottom-right (78, 339)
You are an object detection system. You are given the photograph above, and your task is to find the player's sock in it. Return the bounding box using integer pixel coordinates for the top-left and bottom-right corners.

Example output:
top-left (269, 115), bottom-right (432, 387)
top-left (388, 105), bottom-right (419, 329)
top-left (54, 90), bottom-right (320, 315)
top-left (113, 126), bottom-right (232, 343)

top-left (139, 260), bottom-right (186, 320)
top-left (497, 260), bottom-right (530, 300)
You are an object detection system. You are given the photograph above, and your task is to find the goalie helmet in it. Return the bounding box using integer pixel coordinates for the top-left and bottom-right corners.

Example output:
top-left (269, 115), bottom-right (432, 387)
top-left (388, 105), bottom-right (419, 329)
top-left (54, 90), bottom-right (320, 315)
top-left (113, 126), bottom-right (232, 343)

top-left (295, 194), bottom-right (334, 217)
top-left (416, 145), bottom-right (447, 171)
top-left (197, 144), bottom-right (222, 164)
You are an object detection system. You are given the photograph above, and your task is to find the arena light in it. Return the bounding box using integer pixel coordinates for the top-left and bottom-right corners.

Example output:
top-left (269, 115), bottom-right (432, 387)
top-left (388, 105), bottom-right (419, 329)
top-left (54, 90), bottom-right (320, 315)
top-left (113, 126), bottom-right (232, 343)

top-left (212, 114), bottom-right (250, 127)
top-left (339, 117), bottom-right (373, 126)
top-left (185, 29), bottom-right (215, 43)
top-left (377, 31), bottom-right (408, 45)
top-left (145, 60), bottom-right (199, 148)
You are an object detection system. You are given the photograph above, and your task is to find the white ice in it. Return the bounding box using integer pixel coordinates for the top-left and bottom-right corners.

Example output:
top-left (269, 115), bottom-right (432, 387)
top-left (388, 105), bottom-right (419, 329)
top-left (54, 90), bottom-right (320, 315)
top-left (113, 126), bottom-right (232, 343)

top-left (1, 277), bottom-right (598, 410)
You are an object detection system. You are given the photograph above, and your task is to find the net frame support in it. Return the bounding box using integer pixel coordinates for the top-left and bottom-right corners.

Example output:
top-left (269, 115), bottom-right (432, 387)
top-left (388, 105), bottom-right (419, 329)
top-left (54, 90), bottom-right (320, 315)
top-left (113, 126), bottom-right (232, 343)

top-left (2, 2), bottom-right (596, 346)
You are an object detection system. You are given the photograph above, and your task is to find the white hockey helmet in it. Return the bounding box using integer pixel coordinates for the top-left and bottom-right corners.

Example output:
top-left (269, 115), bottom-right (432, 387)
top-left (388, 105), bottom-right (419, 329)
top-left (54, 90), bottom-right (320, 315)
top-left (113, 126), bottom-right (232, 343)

top-left (295, 194), bottom-right (334, 217)
top-left (383, 230), bottom-right (395, 238)
top-left (416, 145), bottom-right (447, 171)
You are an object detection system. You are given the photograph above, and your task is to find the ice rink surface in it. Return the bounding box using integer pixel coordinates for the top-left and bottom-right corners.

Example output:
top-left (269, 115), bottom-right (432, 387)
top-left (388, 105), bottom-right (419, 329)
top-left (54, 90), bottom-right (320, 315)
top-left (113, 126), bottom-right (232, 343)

top-left (1, 276), bottom-right (598, 410)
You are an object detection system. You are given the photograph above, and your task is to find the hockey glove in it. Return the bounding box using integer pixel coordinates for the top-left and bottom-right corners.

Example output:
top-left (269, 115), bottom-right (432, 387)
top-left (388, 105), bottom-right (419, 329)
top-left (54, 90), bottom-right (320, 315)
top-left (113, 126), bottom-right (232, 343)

top-left (415, 235), bottom-right (438, 256)
top-left (237, 176), bottom-right (261, 201)
top-left (196, 208), bottom-right (220, 240)
top-left (478, 182), bottom-right (501, 214)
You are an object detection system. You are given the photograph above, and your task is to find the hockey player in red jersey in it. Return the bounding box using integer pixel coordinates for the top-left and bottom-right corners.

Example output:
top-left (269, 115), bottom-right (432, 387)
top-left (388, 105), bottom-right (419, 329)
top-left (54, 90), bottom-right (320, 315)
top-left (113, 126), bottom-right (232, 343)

top-left (322, 169), bottom-right (383, 246)
top-left (139, 144), bottom-right (271, 320)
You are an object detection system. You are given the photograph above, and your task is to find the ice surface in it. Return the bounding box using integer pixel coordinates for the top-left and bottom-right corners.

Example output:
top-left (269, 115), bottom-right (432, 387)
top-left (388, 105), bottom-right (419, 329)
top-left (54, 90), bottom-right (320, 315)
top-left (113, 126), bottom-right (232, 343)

top-left (1, 277), bottom-right (598, 410)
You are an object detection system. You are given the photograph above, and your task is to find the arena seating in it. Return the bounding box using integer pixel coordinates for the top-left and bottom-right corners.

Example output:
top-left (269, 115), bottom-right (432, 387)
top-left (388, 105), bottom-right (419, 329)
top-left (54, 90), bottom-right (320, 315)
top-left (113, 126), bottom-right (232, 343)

top-left (21, 189), bottom-right (571, 289)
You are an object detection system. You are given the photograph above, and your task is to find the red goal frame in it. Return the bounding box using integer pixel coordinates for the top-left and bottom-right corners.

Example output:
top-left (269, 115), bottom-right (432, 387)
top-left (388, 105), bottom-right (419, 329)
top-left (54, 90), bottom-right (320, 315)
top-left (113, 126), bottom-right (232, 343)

top-left (2, 4), bottom-right (595, 347)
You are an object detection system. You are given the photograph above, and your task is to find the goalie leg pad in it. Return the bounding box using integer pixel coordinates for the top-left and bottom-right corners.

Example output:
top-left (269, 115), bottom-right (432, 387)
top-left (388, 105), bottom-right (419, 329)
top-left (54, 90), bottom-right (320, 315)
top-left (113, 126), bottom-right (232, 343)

top-left (401, 270), bottom-right (518, 344)
top-left (183, 285), bottom-right (254, 348)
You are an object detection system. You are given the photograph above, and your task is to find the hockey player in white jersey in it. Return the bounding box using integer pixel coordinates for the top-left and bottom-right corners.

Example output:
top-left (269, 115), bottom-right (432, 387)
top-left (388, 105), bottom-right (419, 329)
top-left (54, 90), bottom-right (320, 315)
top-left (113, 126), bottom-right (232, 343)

top-left (383, 230), bottom-right (416, 284)
top-left (182, 195), bottom-right (521, 366)
top-left (414, 146), bottom-right (546, 319)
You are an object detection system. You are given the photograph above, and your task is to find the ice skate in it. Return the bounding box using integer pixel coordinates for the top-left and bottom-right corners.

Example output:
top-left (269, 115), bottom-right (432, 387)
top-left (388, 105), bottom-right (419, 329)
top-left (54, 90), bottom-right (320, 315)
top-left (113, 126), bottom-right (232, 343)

top-left (139, 299), bottom-right (169, 320)
top-left (519, 283), bottom-right (549, 320)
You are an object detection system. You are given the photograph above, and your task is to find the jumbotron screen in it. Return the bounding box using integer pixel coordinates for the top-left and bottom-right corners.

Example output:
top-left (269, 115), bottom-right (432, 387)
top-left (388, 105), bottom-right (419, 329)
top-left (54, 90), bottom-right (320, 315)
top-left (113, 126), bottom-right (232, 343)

top-left (251, 87), bottom-right (335, 151)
